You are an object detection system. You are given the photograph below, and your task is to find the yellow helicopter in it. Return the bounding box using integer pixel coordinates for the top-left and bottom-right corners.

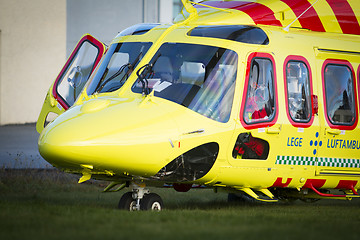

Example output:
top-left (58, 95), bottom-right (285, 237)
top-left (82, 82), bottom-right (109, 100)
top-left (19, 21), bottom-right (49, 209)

top-left (37, 0), bottom-right (360, 210)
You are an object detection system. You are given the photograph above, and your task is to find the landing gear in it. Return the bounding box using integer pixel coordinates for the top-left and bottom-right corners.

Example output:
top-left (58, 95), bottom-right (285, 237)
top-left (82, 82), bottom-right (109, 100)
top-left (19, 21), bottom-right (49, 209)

top-left (118, 192), bottom-right (137, 211)
top-left (140, 193), bottom-right (163, 211)
top-left (118, 183), bottom-right (163, 211)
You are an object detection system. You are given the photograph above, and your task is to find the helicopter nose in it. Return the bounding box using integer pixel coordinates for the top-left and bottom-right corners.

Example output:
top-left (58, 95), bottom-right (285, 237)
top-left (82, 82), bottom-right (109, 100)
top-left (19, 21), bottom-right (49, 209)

top-left (38, 121), bottom-right (84, 170)
top-left (38, 99), bottom-right (180, 176)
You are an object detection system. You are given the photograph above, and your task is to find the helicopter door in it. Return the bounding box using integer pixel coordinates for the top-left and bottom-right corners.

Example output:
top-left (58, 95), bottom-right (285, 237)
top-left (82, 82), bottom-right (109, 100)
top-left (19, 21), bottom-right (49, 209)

top-left (232, 53), bottom-right (319, 174)
top-left (316, 56), bottom-right (360, 177)
top-left (36, 34), bottom-right (105, 133)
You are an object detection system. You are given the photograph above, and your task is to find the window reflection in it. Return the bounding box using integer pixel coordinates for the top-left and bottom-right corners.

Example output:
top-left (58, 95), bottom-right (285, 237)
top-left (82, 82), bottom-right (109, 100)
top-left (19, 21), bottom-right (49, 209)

top-left (286, 61), bottom-right (312, 122)
top-left (324, 64), bottom-right (356, 125)
top-left (188, 25), bottom-right (269, 45)
top-left (57, 41), bottom-right (99, 107)
top-left (132, 43), bottom-right (238, 123)
top-left (244, 58), bottom-right (275, 124)
top-left (87, 42), bottom-right (152, 95)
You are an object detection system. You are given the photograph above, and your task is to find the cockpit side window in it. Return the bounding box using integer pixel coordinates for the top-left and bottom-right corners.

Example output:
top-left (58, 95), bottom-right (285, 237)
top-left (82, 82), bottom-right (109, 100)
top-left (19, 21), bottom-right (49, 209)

top-left (241, 53), bottom-right (277, 128)
top-left (323, 60), bottom-right (357, 129)
top-left (284, 57), bottom-right (313, 127)
top-left (57, 41), bottom-right (100, 107)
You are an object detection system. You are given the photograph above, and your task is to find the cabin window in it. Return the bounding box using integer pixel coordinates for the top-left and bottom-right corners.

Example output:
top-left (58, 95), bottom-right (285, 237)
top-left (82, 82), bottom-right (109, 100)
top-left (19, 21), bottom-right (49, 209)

top-left (285, 60), bottom-right (312, 123)
top-left (131, 43), bottom-right (238, 123)
top-left (243, 57), bottom-right (276, 124)
top-left (188, 25), bottom-right (269, 45)
top-left (324, 64), bottom-right (356, 126)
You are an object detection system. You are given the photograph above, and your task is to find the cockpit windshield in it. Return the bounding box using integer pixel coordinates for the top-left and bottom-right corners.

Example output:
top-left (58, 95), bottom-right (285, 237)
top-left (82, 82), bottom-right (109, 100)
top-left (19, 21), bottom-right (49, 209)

top-left (132, 43), bottom-right (238, 123)
top-left (87, 42), bottom-right (152, 95)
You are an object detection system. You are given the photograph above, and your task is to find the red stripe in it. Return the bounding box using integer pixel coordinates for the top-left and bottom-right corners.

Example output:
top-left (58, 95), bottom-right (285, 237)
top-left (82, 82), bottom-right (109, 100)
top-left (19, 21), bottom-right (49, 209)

top-left (336, 180), bottom-right (359, 195)
top-left (271, 177), bottom-right (292, 188)
top-left (302, 179), bottom-right (326, 189)
top-left (336, 180), bottom-right (357, 190)
top-left (232, 2), bottom-right (283, 27)
top-left (326, 0), bottom-right (360, 35)
top-left (281, 0), bottom-right (325, 32)
top-left (195, 1), bottom-right (282, 27)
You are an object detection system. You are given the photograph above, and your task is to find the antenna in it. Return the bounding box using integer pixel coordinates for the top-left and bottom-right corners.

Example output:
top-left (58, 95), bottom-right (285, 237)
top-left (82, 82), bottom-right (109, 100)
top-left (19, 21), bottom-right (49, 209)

top-left (189, 1), bottom-right (232, 13)
top-left (181, 0), bottom-right (198, 19)
top-left (283, 0), bottom-right (319, 32)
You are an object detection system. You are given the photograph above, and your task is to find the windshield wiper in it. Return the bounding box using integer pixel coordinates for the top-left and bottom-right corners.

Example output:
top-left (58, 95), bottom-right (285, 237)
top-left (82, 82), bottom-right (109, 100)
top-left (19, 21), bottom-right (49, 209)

top-left (135, 53), bottom-right (163, 96)
top-left (136, 64), bottom-right (153, 96)
top-left (95, 63), bottom-right (131, 93)
top-left (95, 51), bottom-right (144, 93)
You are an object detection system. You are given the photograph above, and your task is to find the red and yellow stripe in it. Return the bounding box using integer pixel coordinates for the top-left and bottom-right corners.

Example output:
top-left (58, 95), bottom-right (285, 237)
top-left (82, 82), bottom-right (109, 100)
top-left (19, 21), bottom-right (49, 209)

top-left (196, 0), bottom-right (360, 35)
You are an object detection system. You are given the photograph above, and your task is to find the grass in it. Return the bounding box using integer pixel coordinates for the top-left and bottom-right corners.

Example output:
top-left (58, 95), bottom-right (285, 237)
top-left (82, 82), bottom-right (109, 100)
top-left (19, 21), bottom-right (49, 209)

top-left (1, 169), bottom-right (360, 240)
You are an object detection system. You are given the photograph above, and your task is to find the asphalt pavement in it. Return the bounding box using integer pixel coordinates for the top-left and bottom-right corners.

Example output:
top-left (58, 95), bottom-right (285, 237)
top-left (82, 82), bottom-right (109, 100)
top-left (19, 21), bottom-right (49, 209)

top-left (0, 123), bottom-right (51, 168)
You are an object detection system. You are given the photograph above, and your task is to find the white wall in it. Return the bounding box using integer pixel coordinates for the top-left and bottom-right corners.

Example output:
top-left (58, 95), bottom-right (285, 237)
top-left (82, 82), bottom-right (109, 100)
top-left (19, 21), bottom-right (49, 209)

top-left (67, 0), bottom-right (143, 55)
top-left (0, 0), bottom-right (66, 125)
top-left (160, 0), bottom-right (174, 24)
top-left (66, 0), bottom-right (174, 56)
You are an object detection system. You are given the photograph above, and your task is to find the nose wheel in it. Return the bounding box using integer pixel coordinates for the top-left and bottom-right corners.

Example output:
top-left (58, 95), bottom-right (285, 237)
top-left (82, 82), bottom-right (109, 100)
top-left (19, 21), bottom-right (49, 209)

top-left (118, 183), bottom-right (163, 211)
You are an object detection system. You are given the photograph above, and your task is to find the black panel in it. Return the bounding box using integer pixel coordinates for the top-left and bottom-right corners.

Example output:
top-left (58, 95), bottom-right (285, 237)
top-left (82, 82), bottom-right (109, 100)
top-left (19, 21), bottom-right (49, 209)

top-left (188, 25), bottom-right (269, 45)
top-left (154, 142), bottom-right (219, 182)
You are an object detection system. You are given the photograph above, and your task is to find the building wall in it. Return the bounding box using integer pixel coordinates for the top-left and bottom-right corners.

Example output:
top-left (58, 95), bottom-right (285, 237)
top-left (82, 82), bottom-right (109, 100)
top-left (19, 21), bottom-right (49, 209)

top-left (66, 0), bottom-right (173, 56)
top-left (67, 0), bottom-right (143, 56)
top-left (0, 0), bottom-right (174, 125)
top-left (0, 0), bottom-right (67, 125)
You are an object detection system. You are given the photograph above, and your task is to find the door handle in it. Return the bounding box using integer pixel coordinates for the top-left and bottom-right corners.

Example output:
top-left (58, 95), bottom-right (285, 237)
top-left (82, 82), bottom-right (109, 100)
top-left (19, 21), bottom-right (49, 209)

top-left (266, 125), bottom-right (281, 134)
top-left (326, 128), bottom-right (341, 135)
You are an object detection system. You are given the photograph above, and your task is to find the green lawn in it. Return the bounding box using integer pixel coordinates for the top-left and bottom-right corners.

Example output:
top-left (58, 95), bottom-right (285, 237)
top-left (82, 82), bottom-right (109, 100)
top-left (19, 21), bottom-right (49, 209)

top-left (1, 169), bottom-right (359, 240)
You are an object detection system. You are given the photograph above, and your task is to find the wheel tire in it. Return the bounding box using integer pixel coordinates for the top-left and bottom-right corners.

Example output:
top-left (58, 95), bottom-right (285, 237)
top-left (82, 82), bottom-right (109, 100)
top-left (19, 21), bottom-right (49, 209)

top-left (118, 192), bottom-right (136, 211)
top-left (140, 193), bottom-right (163, 211)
